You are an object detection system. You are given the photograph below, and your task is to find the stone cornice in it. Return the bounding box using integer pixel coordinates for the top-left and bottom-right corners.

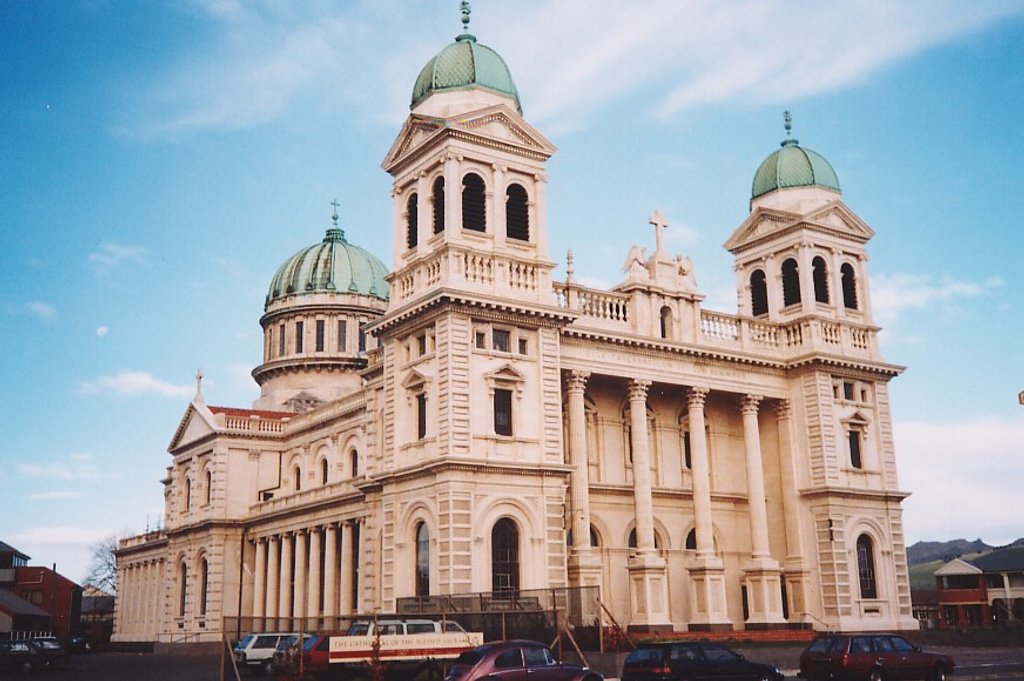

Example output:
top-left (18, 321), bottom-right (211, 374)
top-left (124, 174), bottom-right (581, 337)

top-left (363, 457), bottom-right (573, 489)
top-left (800, 486), bottom-right (911, 502)
top-left (252, 357), bottom-right (369, 386)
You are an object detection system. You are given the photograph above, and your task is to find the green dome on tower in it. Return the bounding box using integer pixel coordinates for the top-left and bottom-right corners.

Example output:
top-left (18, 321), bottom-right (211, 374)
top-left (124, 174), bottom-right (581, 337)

top-left (266, 215), bottom-right (389, 308)
top-left (751, 113), bottom-right (840, 200)
top-left (410, 3), bottom-right (521, 112)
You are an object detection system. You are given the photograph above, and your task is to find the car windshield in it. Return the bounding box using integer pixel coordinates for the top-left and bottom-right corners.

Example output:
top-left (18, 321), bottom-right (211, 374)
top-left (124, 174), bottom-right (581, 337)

top-left (235, 634), bottom-right (255, 650)
top-left (453, 649), bottom-right (485, 666)
top-left (627, 647), bottom-right (666, 663)
top-left (303, 637), bottom-right (321, 652)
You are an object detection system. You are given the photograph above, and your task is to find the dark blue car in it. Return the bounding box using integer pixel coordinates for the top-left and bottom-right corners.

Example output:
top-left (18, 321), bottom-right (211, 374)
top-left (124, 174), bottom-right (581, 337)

top-left (622, 642), bottom-right (784, 681)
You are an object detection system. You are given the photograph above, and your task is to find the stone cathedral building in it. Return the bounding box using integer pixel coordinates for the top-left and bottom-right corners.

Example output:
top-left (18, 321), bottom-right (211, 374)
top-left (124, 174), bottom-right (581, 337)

top-left (113, 11), bottom-right (918, 643)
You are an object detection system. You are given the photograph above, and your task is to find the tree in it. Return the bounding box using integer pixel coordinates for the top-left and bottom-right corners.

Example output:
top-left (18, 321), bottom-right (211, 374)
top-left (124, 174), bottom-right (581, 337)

top-left (84, 535), bottom-right (119, 594)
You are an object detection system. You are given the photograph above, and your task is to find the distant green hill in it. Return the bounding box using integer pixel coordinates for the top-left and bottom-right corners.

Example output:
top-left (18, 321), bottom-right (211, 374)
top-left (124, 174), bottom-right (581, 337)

top-left (906, 538), bottom-right (993, 566)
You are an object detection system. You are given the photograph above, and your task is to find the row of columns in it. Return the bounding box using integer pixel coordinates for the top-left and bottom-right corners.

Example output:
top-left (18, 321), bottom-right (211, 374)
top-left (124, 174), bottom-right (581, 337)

top-left (565, 371), bottom-right (795, 630)
top-left (117, 559), bottom-right (164, 639)
top-left (251, 521), bottom-right (361, 625)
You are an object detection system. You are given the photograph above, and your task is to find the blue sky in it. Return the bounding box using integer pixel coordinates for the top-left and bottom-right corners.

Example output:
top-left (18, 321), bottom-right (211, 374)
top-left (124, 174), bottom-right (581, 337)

top-left (2, 0), bottom-right (1022, 584)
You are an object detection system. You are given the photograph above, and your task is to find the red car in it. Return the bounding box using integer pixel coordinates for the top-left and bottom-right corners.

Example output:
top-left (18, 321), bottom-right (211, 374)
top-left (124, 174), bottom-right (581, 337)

top-left (798, 634), bottom-right (954, 681)
top-left (445, 640), bottom-right (603, 681)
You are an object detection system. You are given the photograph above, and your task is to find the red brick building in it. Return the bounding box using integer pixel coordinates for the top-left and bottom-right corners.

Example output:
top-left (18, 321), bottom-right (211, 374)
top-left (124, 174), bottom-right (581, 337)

top-left (0, 541), bottom-right (82, 638)
top-left (934, 546), bottom-right (1024, 629)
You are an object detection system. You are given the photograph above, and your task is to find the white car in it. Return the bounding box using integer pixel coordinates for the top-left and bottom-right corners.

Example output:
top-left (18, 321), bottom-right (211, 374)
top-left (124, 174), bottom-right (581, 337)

top-left (233, 632), bottom-right (297, 675)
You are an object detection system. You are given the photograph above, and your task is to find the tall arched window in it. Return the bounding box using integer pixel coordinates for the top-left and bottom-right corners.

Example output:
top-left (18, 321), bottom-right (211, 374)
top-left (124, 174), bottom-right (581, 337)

top-left (406, 193), bottom-right (418, 249)
top-left (183, 477), bottom-right (191, 512)
top-left (685, 528), bottom-right (697, 550)
top-left (812, 256), bottom-right (830, 303)
top-left (178, 562), bottom-right (188, 617)
top-left (293, 465), bottom-right (302, 491)
top-left (857, 534), bottom-right (878, 599)
top-left (782, 258), bottom-right (801, 307)
top-left (506, 184), bottom-right (529, 241)
top-left (320, 458), bottom-right (329, 485)
top-left (350, 449), bottom-right (359, 478)
top-left (491, 518), bottom-right (519, 595)
top-left (204, 470), bottom-right (212, 505)
top-left (659, 306), bottom-right (672, 339)
top-left (431, 177), bottom-right (445, 234)
top-left (199, 558), bottom-right (209, 616)
top-left (750, 269), bottom-right (769, 316)
top-left (415, 522), bottom-right (430, 597)
top-left (462, 173), bottom-right (486, 232)
top-left (841, 263), bottom-right (859, 310)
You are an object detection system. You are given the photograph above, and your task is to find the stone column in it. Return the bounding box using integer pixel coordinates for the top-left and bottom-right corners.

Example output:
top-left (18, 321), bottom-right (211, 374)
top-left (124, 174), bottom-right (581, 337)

top-left (294, 530), bottom-right (307, 621)
top-left (566, 370), bottom-right (603, 591)
top-left (740, 394), bottom-right (786, 628)
top-left (253, 539), bottom-right (266, 620)
top-left (798, 242), bottom-right (814, 314)
top-left (279, 533), bottom-right (293, 626)
top-left (339, 523), bottom-right (354, 616)
top-left (265, 536), bottom-right (280, 620)
top-left (686, 386), bottom-right (731, 630)
top-left (776, 399), bottom-right (809, 621)
top-left (444, 154), bottom-right (459, 233)
top-left (492, 164), bottom-right (506, 248)
top-left (324, 524), bottom-right (339, 623)
top-left (625, 379), bottom-right (670, 632)
top-left (307, 527), bottom-right (322, 625)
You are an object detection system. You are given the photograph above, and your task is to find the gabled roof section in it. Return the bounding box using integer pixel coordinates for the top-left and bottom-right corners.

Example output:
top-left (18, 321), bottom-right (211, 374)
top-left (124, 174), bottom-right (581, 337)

top-left (0, 589), bottom-right (49, 617)
top-left (972, 545), bottom-right (1024, 572)
top-left (0, 541), bottom-right (29, 561)
top-left (934, 557), bottom-right (982, 576)
top-left (382, 105), bottom-right (556, 172)
top-left (167, 402), bottom-right (294, 452)
top-left (401, 368), bottom-right (431, 390)
top-left (485, 363), bottom-right (526, 384)
top-left (724, 200), bottom-right (873, 254)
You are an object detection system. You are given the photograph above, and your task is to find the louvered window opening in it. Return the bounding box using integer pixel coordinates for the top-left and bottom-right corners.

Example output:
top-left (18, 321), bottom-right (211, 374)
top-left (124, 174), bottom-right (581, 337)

top-left (750, 269), bottom-right (769, 316)
top-left (432, 177), bottom-right (445, 234)
top-left (812, 256), bottom-right (830, 303)
top-left (782, 258), bottom-right (801, 307)
top-left (406, 193), bottom-right (418, 248)
top-left (506, 184), bottom-right (529, 241)
top-left (841, 263), bottom-right (859, 309)
top-left (462, 173), bottom-right (486, 232)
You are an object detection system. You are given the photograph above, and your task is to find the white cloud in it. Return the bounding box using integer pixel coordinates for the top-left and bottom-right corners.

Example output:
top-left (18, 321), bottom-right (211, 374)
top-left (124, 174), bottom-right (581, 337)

top-left (80, 371), bottom-right (192, 398)
top-left (118, 2), bottom-right (1024, 139)
top-left (88, 243), bottom-right (149, 274)
top-left (25, 301), bottom-right (57, 320)
top-left (30, 491), bottom-right (85, 501)
top-left (870, 272), bottom-right (1003, 326)
top-left (17, 452), bottom-right (118, 483)
top-left (897, 417), bottom-right (1024, 545)
top-left (6, 526), bottom-right (120, 582)
top-left (96, 326), bottom-right (109, 337)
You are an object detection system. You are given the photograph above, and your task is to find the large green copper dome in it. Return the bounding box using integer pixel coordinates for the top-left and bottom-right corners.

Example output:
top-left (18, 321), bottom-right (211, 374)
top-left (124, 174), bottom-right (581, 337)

top-left (411, 33), bottom-right (521, 112)
top-left (752, 135), bottom-right (841, 200)
top-left (266, 226), bottom-right (389, 308)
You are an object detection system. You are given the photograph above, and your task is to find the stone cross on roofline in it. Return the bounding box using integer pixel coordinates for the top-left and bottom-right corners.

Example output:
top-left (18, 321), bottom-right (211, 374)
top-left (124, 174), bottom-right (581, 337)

top-left (650, 209), bottom-right (668, 256)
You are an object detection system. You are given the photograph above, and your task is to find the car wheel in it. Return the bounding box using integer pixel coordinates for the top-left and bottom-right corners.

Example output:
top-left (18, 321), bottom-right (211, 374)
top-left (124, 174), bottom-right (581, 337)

top-left (868, 669), bottom-right (883, 681)
top-left (929, 666), bottom-right (947, 681)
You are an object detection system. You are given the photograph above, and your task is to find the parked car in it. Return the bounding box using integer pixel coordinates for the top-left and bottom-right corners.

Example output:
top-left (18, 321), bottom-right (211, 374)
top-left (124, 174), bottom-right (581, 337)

top-left (621, 641), bottom-right (783, 681)
top-left (798, 633), bottom-right (955, 681)
top-left (298, 630), bottom-right (345, 677)
top-left (348, 617), bottom-right (469, 636)
top-left (31, 637), bottom-right (71, 669)
top-left (233, 632), bottom-right (300, 675)
top-left (0, 640), bottom-right (46, 672)
top-left (66, 633), bottom-right (91, 653)
top-left (445, 640), bottom-right (603, 681)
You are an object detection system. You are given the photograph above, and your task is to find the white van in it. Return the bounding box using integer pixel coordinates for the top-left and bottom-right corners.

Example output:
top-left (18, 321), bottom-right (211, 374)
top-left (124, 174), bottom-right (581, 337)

top-left (233, 632), bottom-right (296, 675)
top-left (346, 618), bottom-right (467, 636)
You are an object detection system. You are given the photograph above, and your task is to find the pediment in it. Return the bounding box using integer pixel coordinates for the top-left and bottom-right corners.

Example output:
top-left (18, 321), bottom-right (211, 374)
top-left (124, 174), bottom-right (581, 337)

top-left (725, 200), bottom-right (873, 252)
top-left (934, 557), bottom-right (982, 576)
top-left (382, 105), bottom-right (556, 171)
top-left (486, 363), bottom-right (526, 384)
top-left (168, 401), bottom-right (217, 452)
top-left (401, 368), bottom-right (431, 390)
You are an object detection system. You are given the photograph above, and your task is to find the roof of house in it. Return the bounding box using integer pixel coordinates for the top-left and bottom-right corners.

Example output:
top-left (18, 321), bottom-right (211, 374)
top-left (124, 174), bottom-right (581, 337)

top-left (0, 541), bottom-right (30, 561)
top-left (971, 545), bottom-right (1024, 572)
top-left (0, 589), bottom-right (48, 617)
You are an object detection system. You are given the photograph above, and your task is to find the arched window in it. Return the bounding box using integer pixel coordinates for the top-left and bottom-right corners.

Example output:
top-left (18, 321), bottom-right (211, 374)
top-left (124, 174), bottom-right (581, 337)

top-left (350, 449), bottom-right (359, 478)
top-left (431, 177), bottom-right (445, 234)
top-left (659, 306), bottom-right (672, 339)
top-left (841, 263), bottom-right (859, 309)
top-left (320, 458), bottom-right (329, 485)
top-left (685, 528), bottom-right (697, 550)
top-left (462, 173), bottom-right (486, 232)
top-left (505, 184), bottom-right (529, 241)
top-left (491, 518), bottom-right (519, 595)
top-left (627, 528), bottom-right (661, 549)
top-left (183, 477), bottom-right (191, 512)
top-left (199, 558), bottom-right (209, 616)
top-left (857, 534), bottom-right (878, 599)
top-left (415, 522), bottom-right (430, 597)
top-left (812, 256), bottom-right (830, 303)
top-left (293, 465), bottom-right (302, 492)
top-left (204, 470), bottom-right (212, 505)
top-left (178, 562), bottom-right (188, 617)
top-left (406, 193), bottom-right (418, 249)
top-left (750, 269), bottom-right (769, 316)
top-left (566, 526), bottom-right (600, 548)
top-left (782, 258), bottom-right (801, 307)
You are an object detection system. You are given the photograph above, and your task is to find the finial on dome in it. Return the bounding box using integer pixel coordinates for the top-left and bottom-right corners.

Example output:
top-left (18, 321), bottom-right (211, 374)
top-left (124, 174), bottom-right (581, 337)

top-left (460, 1), bottom-right (471, 32)
top-left (781, 110), bottom-right (798, 147)
top-left (194, 368), bottom-right (204, 402)
top-left (326, 199), bottom-right (346, 242)
top-left (331, 199), bottom-right (340, 227)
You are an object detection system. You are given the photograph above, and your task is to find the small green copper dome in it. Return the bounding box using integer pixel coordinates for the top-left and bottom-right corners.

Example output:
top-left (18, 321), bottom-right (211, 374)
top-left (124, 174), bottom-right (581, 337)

top-left (752, 137), bottom-right (841, 200)
top-left (266, 226), bottom-right (389, 308)
top-left (411, 33), bottom-right (522, 112)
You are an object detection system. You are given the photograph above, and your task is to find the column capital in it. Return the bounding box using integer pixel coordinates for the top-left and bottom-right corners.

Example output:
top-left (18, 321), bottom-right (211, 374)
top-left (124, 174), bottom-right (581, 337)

top-left (687, 386), bottom-right (709, 410)
top-left (566, 370), bottom-right (591, 394)
top-left (628, 379), bottom-right (651, 402)
top-left (775, 399), bottom-right (792, 420)
top-left (740, 394), bottom-right (763, 415)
